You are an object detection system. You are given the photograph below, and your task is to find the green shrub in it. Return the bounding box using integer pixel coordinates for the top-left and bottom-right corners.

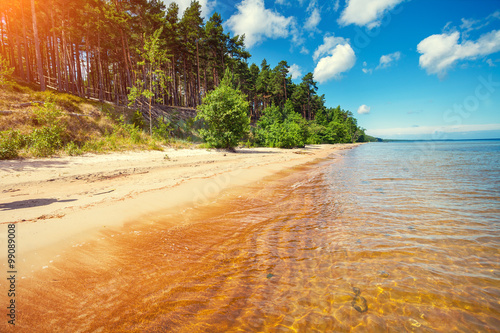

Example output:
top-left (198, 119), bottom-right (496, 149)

top-left (256, 100), bottom-right (307, 148)
top-left (131, 110), bottom-right (145, 129)
top-left (0, 130), bottom-right (25, 159)
top-left (153, 119), bottom-right (171, 142)
top-left (29, 125), bottom-right (64, 157)
top-left (196, 68), bottom-right (250, 149)
top-left (65, 141), bottom-right (82, 156)
top-left (82, 139), bottom-right (105, 152)
top-left (32, 101), bottom-right (62, 125)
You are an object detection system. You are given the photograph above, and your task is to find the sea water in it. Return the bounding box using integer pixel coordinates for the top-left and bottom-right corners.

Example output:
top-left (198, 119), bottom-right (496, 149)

top-left (16, 141), bottom-right (500, 332)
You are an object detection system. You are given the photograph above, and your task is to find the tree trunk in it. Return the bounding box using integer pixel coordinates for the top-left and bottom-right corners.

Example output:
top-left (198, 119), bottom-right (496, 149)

top-left (196, 39), bottom-right (201, 106)
top-left (20, 2), bottom-right (31, 81)
top-left (120, 29), bottom-right (131, 87)
top-left (85, 32), bottom-right (91, 97)
top-left (50, 6), bottom-right (61, 91)
top-left (6, 13), bottom-right (17, 75)
top-left (31, 0), bottom-right (45, 90)
top-left (75, 41), bottom-right (83, 96)
top-left (16, 36), bottom-right (25, 80)
top-left (97, 37), bottom-right (104, 102)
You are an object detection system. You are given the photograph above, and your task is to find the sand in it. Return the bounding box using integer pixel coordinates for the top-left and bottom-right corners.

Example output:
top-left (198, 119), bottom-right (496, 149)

top-left (0, 144), bottom-right (359, 276)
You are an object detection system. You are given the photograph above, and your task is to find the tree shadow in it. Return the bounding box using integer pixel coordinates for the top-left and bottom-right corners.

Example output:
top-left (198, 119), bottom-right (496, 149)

top-left (0, 159), bottom-right (71, 172)
top-left (0, 198), bottom-right (77, 211)
top-left (233, 149), bottom-right (279, 154)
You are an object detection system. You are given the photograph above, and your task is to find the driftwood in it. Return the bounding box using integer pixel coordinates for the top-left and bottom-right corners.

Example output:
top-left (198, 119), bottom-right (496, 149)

top-left (17, 101), bottom-right (45, 108)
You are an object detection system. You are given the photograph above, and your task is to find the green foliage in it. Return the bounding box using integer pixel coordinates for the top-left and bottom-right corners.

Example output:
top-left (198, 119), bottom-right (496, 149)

top-left (122, 123), bottom-right (144, 144)
top-left (27, 102), bottom-right (66, 157)
top-left (33, 101), bottom-right (62, 125)
top-left (256, 100), bottom-right (307, 148)
top-left (131, 110), bottom-right (146, 129)
top-left (128, 27), bottom-right (170, 135)
top-left (152, 120), bottom-right (170, 141)
top-left (196, 69), bottom-right (250, 149)
top-left (0, 55), bottom-right (14, 85)
top-left (29, 125), bottom-right (64, 157)
top-left (0, 130), bottom-right (24, 159)
top-left (65, 141), bottom-right (83, 156)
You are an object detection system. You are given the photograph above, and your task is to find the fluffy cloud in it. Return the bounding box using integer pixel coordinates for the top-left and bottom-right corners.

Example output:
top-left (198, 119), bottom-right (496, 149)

top-left (357, 105), bottom-right (371, 114)
top-left (288, 64), bottom-right (303, 80)
top-left (313, 43), bottom-right (356, 83)
top-left (338, 0), bottom-right (404, 28)
top-left (226, 0), bottom-right (295, 48)
top-left (313, 35), bottom-right (350, 61)
top-left (162, 0), bottom-right (215, 18)
top-left (417, 30), bottom-right (500, 77)
top-left (376, 51), bottom-right (401, 69)
top-left (305, 7), bottom-right (321, 31)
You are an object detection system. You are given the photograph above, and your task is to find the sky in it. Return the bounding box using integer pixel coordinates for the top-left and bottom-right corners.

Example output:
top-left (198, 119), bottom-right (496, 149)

top-left (164, 0), bottom-right (500, 140)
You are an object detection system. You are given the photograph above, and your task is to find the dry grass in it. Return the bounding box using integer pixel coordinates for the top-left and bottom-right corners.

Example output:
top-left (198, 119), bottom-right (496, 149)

top-left (0, 80), bottom-right (198, 159)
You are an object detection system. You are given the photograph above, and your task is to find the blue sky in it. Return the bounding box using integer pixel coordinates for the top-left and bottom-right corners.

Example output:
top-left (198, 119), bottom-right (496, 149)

top-left (165, 0), bottom-right (500, 140)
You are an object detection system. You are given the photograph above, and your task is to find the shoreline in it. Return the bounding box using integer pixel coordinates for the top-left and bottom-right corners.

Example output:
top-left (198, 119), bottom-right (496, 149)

top-left (0, 144), bottom-right (361, 277)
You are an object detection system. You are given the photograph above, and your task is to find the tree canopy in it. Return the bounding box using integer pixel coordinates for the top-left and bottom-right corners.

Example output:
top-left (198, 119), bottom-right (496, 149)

top-left (0, 0), bottom-right (371, 145)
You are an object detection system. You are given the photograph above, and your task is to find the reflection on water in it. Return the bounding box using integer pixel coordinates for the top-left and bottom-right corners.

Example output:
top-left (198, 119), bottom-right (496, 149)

top-left (8, 141), bottom-right (500, 332)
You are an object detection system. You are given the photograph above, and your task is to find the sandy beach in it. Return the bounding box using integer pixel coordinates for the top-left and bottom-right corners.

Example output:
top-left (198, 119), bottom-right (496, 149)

top-left (0, 144), bottom-right (359, 276)
top-left (0, 144), bottom-right (361, 331)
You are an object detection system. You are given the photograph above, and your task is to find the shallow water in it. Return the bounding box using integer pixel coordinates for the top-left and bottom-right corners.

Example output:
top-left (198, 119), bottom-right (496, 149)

top-left (10, 141), bottom-right (500, 331)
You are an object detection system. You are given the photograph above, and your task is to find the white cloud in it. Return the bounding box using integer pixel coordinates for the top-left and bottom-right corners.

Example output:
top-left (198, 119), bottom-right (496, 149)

top-left (361, 61), bottom-right (372, 74)
top-left (300, 46), bottom-right (310, 55)
top-left (305, 7), bottom-right (321, 30)
top-left (226, 0), bottom-right (295, 48)
top-left (162, 0), bottom-right (215, 18)
top-left (417, 30), bottom-right (500, 77)
top-left (288, 64), bottom-right (303, 80)
top-left (333, 0), bottom-right (340, 12)
top-left (338, 0), bottom-right (404, 28)
top-left (313, 44), bottom-right (356, 83)
top-left (357, 105), bottom-right (371, 114)
top-left (313, 34), bottom-right (350, 61)
top-left (376, 51), bottom-right (401, 69)
top-left (460, 10), bottom-right (500, 38)
top-left (367, 124), bottom-right (500, 137)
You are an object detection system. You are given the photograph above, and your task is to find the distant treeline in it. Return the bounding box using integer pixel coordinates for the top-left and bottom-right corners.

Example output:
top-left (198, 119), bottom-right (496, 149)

top-left (1, 0), bottom-right (377, 143)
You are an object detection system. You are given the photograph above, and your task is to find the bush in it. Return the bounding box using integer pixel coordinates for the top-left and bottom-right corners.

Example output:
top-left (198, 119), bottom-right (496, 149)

top-left (256, 100), bottom-right (307, 148)
top-left (153, 119), bottom-right (171, 142)
top-left (0, 130), bottom-right (25, 159)
top-left (131, 110), bottom-right (145, 129)
top-left (29, 125), bottom-right (64, 157)
top-left (65, 141), bottom-right (82, 156)
top-left (196, 68), bottom-right (250, 149)
top-left (32, 101), bottom-right (62, 126)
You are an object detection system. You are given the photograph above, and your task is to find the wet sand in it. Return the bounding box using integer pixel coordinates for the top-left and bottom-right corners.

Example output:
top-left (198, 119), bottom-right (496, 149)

top-left (0, 144), bottom-right (359, 331)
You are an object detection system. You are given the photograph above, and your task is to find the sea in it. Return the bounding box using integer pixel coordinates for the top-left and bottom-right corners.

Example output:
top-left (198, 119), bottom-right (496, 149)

top-left (18, 140), bottom-right (500, 332)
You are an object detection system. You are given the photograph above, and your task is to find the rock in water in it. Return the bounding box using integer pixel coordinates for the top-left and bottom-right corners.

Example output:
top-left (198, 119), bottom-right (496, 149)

top-left (352, 295), bottom-right (368, 313)
top-left (378, 270), bottom-right (390, 278)
top-left (351, 287), bottom-right (368, 313)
